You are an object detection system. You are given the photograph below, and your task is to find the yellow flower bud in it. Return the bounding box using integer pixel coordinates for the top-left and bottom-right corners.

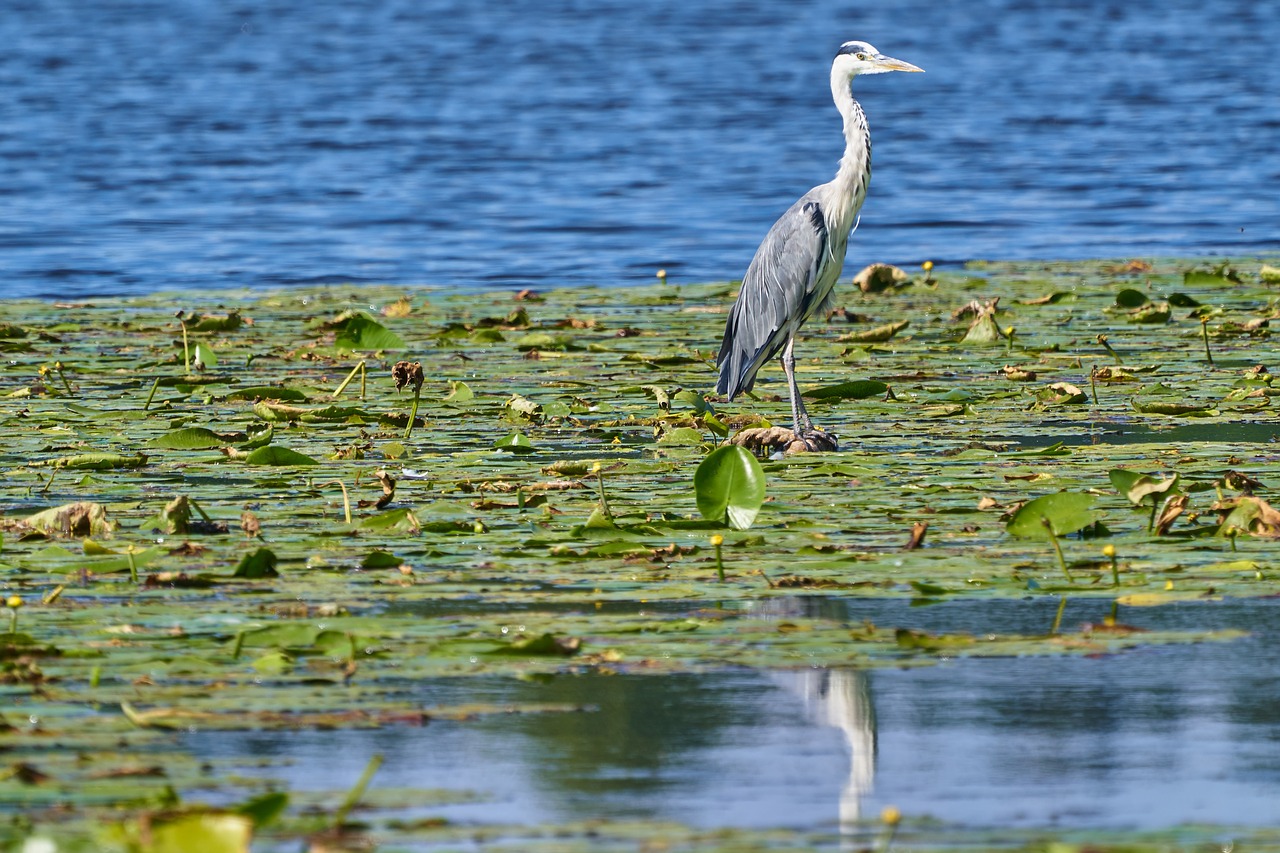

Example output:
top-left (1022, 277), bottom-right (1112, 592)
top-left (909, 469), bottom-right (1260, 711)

top-left (709, 534), bottom-right (724, 547)
top-left (656, 269), bottom-right (667, 281)
top-left (921, 261), bottom-right (933, 272)
top-left (881, 805), bottom-right (902, 825)
top-left (5, 596), bottom-right (21, 609)
top-left (1102, 544), bottom-right (1116, 559)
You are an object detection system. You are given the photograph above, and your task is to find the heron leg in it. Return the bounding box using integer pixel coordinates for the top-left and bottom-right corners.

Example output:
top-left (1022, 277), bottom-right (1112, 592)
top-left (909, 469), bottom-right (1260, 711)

top-left (780, 338), bottom-right (814, 434)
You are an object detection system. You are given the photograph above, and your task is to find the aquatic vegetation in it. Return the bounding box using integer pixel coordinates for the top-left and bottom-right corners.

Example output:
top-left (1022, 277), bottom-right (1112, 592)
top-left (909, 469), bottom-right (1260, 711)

top-left (1, 256), bottom-right (1279, 849)
top-left (694, 445), bottom-right (766, 530)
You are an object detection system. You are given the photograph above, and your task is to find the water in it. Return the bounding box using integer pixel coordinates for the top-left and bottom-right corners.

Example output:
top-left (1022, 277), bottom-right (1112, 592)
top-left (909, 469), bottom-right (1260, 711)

top-left (187, 597), bottom-right (1280, 836)
top-left (3, 0), bottom-right (1278, 300)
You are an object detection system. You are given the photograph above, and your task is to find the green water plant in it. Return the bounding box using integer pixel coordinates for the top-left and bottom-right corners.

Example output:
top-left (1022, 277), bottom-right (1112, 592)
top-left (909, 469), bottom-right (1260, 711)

top-left (710, 534), bottom-right (725, 582)
top-left (1104, 544), bottom-right (1120, 586)
top-left (1051, 596), bottom-right (1068, 634)
top-left (1006, 492), bottom-right (1100, 582)
top-left (1200, 315), bottom-right (1214, 366)
top-left (5, 596), bottom-right (20, 634)
top-left (592, 462), bottom-right (613, 521)
top-left (694, 445), bottom-right (766, 530)
top-left (332, 359), bottom-right (367, 400)
top-left (1109, 469), bottom-right (1181, 532)
top-left (392, 360), bottom-right (424, 439)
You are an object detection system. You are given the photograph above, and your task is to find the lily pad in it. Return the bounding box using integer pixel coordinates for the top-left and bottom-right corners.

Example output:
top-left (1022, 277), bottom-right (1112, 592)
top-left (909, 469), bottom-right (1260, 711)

top-left (694, 445), bottom-right (766, 530)
top-left (1006, 492), bottom-right (1099, 539)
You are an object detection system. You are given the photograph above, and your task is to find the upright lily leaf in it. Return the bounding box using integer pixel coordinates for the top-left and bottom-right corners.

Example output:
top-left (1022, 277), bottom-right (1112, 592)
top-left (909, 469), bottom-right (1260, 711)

top-left (234, 791), bottom-right (289, 829)
top-left (694, 445), bottom-right (766, 530)
top-left (329, 312), bottom-right (405, 353)
top-left (1006, 492), bottom-right (1099, 540)
top-left (193, 341), bottom-right (218, 369)
top-left (443, 380), bottom-right (474, 403)
top-left (1108, 469), bottom-right (1147, 496)
top-left (1128, 474), bottom-right (1180, 505)
top-left (494, 431), bottom-right (535, 453)
top-left (233, 547), bottom-right (279, 578)
top-left (1217, 496), bottom-right (1280, 537)
top-left (1113, 288), bottom-right (1149, 308)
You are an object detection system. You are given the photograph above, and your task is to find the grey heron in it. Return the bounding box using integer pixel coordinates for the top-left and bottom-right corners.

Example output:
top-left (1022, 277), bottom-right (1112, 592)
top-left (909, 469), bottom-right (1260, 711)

top-left (716, 41), bottom-right (922, 451)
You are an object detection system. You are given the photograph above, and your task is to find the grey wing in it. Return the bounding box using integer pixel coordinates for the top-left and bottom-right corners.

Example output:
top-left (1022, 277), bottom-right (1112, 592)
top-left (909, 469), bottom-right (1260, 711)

top-left (716, 199), bottom-right (828, 399)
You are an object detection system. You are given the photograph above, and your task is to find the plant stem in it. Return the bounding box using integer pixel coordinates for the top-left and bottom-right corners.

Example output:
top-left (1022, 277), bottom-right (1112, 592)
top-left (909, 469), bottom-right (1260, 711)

top-left (1097, 334), bottom-right (1122, 364)
top-left (403, 384), bottom-right (421, 440)
top-left (332, 360), bottom-right (366, 399)
top-left (595, 465), bottom-right (612, 521)
top-left (1050, 595), bottom-right (1067, 635)
top-left (1201, 317), bottom-right (1214, 367)
top-left (333, 753), bottom-right (384, 829)
top-left (1042, 517), bottom-right (1072, 582)
top-left (143, 377), bottom-right (160, 411)
top-left (126, 546), bottom-right (138, 585)
top-left (714, 540), bottom-right (725, 582)
top-left (55, 362), bottom-right (73, 395)
top-left (317, 480), bottom-right (352, 525)
top-left (181, 322), bottom-right (190, 374)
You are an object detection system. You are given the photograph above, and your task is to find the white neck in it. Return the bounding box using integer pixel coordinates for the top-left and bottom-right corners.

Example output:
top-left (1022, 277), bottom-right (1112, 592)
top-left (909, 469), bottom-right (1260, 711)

top-left (823, 66), bottom-right (872, 240)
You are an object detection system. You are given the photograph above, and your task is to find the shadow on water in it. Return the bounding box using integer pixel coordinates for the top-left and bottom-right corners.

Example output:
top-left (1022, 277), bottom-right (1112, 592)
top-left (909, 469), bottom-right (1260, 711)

top-left (185, 597), bottom-right (1280, 834)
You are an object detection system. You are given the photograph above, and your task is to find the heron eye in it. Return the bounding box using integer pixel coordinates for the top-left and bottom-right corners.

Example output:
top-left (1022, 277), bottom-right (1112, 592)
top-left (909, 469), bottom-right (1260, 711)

top-left (856, 53), bottom-right (868, 60)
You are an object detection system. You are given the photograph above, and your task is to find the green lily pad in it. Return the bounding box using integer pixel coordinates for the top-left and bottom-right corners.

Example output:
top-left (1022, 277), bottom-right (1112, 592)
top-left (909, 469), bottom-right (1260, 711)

top-left (1006, 492), bottom-right (1099, 539)
top-left (694, 445), bottom-right (766, 530)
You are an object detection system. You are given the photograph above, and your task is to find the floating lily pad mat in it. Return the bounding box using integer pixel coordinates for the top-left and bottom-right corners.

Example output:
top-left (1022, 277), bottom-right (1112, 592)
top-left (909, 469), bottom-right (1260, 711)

top-left (1, 256), bottom-right (1280, 849)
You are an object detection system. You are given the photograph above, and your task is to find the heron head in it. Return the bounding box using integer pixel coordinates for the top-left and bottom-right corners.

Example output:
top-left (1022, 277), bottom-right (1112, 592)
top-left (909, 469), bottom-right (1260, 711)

top-left (833, 41), bottom-right (923, 77)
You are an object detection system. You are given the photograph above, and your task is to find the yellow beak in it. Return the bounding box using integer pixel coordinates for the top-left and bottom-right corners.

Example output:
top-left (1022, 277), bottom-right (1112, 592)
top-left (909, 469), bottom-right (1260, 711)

top-left (875, 55), bottom-right (924, 73)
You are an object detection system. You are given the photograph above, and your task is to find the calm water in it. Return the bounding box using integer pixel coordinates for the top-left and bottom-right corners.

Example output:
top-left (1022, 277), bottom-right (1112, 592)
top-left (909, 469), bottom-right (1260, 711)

top-left (3, 0), bottom-right (1278, 299)
top-left (188, 598), bottom-right (1280, 837)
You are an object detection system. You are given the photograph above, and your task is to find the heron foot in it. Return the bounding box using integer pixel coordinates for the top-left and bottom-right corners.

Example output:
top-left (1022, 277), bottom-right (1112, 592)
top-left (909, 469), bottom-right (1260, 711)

top-left (729, 426), bottom-right (838, 456)
top-left (792, 427), bottom-right (839, 454)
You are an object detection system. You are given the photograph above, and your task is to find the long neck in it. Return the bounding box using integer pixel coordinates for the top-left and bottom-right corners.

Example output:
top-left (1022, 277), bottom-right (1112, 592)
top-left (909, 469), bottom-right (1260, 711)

top-left (824, 67), bottom-right (872, 240)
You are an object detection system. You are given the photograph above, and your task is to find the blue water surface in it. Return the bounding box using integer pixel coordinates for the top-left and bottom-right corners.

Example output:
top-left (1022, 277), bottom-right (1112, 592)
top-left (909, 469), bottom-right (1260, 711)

top-left (2, 0), bottom-right (1278, 299)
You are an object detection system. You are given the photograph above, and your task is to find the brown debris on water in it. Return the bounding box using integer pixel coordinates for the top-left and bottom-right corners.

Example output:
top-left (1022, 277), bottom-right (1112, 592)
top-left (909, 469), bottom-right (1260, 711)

top-left (729, 426), bottom-right (838, 455)
top-left (1154, 495), bottom-right (1189, 535)
top-left (853, 262), bottom-right (909, 293)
